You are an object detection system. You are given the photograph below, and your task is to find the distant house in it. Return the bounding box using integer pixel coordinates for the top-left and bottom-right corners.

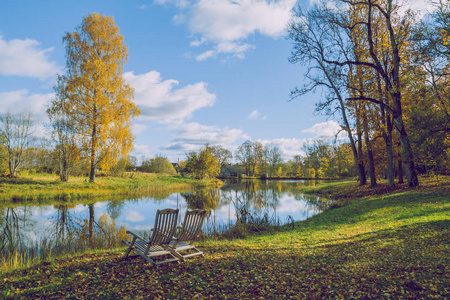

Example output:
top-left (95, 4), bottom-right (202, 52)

top-left (220, 164), bottom-right (245, 177)
top-left (171, 163), bottom-right (180, 174)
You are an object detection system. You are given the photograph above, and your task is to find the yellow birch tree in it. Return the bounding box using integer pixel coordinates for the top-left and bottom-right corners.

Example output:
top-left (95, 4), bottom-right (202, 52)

top-left (54, 13), bottom-right (140, 182)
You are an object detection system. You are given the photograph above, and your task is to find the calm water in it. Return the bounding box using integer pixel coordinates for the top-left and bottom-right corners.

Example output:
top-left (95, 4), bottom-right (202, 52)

top-left (1, 180), bottom-right (331, 256)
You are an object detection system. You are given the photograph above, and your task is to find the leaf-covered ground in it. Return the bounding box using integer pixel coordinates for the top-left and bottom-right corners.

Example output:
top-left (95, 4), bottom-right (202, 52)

top-left (1, 179), bottom-right (449, 299)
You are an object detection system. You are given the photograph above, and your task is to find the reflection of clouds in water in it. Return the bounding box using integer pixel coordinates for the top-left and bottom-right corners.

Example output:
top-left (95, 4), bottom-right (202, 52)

top-left (208, 191), bottom-right (321, 225)
top-left (72, 204), bottom-right (88, 213)
top-left (5, 182), bottom-right (327, 246)
top-left (33, 206), bottom-right (56, 216)
top-left (276, 195), bottom-right (311, 213)
top-left (123, 223), bottom-right (153, 235)
top-left (124, 210), bottom-right (145, 222)
top-left (211, 203), bottom-right (234, 223)
top-left (94, 202), bottom-right (107, 208)
top-left (14, 210), bottom-right (56, 242)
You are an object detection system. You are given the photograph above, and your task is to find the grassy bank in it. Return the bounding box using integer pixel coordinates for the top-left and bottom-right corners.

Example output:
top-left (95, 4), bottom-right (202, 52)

top-left (1, 177), bottom-right (449, 299)
top-left (0, 172), bottom-right (220, 203)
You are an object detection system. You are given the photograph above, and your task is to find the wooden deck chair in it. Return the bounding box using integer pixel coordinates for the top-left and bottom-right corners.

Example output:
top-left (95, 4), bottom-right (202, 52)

top-left (169, 209), bottom-right (207, 261)
top-left (123, 208), bottom-right (179, 267)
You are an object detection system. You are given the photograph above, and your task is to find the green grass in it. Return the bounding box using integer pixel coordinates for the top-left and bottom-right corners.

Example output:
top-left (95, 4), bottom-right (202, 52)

top-left (1, 177), bottom-right (449, 299)
top-left (0, 172), bottom-right (218, 203)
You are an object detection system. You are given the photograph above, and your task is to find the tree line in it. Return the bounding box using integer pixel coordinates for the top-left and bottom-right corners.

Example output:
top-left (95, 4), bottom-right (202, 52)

top-left (2, 2), bottom-right (448, 185)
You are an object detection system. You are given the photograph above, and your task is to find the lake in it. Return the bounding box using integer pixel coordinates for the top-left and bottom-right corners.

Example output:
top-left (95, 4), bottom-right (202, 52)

top-left (1, 179), bottom-right (331, 266)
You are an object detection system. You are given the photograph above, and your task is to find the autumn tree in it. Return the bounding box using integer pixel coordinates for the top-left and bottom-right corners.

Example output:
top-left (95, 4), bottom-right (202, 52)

top-left (210, 145), bottom-right (233, 166)
top-left (407, 0), bottom-right (450, 175)
top-left (0, 111), bottom-right (34, 177)
top-left (184, 146), bottom-right (220, 179)
top-left (288, 5), bottom-right (367, 185)
top-left (0, 144), bottom-right (8, 175)
top-left (266, 146), bottom-right (283, 177)
top-left (331, 0), bottom-right (418, 186)
top-left (138, 155), bottom-right (176, 174)
top-left (252, 142), bottom-right (265, 176)
top-left (235, 140), bottom-right (254, 176)
top-left (47, 91), bottom-right (80, 181)
top-left (53, 13), bottom-right (140, 183)
top-left (290, 0), bottom-right (421, 187)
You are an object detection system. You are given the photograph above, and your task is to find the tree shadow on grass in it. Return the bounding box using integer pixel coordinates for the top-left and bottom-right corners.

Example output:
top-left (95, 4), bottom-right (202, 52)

top-left (297, 188), bottom-right (450, 232)
top-left (2, 218), bottom-right (449, 299)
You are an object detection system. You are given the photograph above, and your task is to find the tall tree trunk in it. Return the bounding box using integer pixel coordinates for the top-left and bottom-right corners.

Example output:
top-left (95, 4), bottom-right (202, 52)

top-left (377, 73), bottom-right (395, 187)
top-left (337, 90), bottom-right (362, 186)
top-left (384, 126), bottom-right (395, 187)
top-left (356, 115), bottom-right (367, 185)
top-left (378, 74), bottom-right (395, 187)
top-left (398, 159), bottom-right (404, 184)
top-left (393, 116), bottom-right (418, 187)
top-left (88, 204), bottom-right (94, 248)
top-left (366, 1), bottom-right (419, 187)
top-left (362, 105), bottom-right (377, 187)
top-left (89, 123), bottom-right (96, 183)
top-left (60, 146), bottom-right (69, 182)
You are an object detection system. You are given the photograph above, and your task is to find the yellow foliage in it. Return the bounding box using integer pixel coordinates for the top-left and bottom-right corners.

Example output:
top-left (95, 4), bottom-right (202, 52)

top-left (80, 212), bottom-right (127, 248)
top-left (441, 29), bottom-right (449, 45)
top-left (54, 13), bottom-right (140, 181)
top-left (276, 166), bottom-right (283, 177)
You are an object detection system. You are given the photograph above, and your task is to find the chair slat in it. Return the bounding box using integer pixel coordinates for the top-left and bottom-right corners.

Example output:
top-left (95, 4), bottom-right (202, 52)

top-left (123, 208), bottom-right (179, 267)
top-left (169, 209), bottom-right (207, 261)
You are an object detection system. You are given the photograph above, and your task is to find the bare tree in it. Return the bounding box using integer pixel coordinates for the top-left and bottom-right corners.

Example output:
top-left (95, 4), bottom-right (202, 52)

top-left (289, 0), bottom-right (419, 187)
top-left (210, 145), bottom-right (233, 166)
top-left (0, 111), bottom-right (34, 177)
top-left (288, 6), bottom-right (366, 184)
top-left (267, 146), bottom-right (283, 177)
top-left (47, 95), bottom-right (79, 182)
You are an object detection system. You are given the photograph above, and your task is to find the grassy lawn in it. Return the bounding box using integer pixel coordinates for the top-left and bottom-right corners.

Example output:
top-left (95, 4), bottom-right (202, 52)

top-left (1, 177), bottom-right (449, 299)
top-left (0, 172), bottom-right (216, 202)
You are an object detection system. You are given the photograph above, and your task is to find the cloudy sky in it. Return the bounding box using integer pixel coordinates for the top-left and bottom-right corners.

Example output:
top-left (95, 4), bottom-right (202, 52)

top-left (0, 0), bottom-right (432, 162)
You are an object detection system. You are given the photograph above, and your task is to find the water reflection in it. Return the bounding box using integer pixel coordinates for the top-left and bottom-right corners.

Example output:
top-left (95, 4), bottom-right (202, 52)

top-left (180, 180), bottom-right (330, 234)
top-left (1, 179), bottom-right (331, 269)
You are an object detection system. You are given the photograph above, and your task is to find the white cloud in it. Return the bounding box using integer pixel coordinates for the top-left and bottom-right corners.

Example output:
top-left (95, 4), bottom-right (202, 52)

top-left (190, 37), bottom-right (206, 47)
top-left (125, 210), bottom-right (146, 222)
top-left (123, 71), bottom-right (216, 123)
top-left (258, 138), bottom-right (305, 160)
top-left (156, 0), bottom-right (296, 59)
top-left (189, 0), bottom-right (296, 42)
top-left (196, 42), bottom-right (254, 61)
top-left (302, 120), bottom-right (346, 139)
top-left (0, 36), bottom-right (61, 80)
top-left (132, 144), bottom-right (152, 159)
top-left (196, 50), bottom-right (216, 61)
top-left (0, 90), bottom-right (53, 124)
top-left (0, 90), bottom-right (81, 139)
top-left (248, 109), bottom-right (260, 119)
top-left (132, 123), bottom-right (148, 135)
top-left (162, 121), bottom-right (249, 151)
top-left (248, 109), bottom-right (267, 120)
top-left (402, 0), bottom-right (435, 16)
top-left (154, 0), bottom-right (191, 8)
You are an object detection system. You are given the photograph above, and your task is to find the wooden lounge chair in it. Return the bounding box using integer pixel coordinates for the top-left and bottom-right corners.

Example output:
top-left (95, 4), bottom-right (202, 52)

top-left (123, 208), bottom-right (179, 267)
top-left (169, 209), bottom-right (207, 261)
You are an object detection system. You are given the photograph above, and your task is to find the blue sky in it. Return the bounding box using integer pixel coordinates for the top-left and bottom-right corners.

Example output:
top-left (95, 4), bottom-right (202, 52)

top-left (0, 0), bottom-right (430, 163)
